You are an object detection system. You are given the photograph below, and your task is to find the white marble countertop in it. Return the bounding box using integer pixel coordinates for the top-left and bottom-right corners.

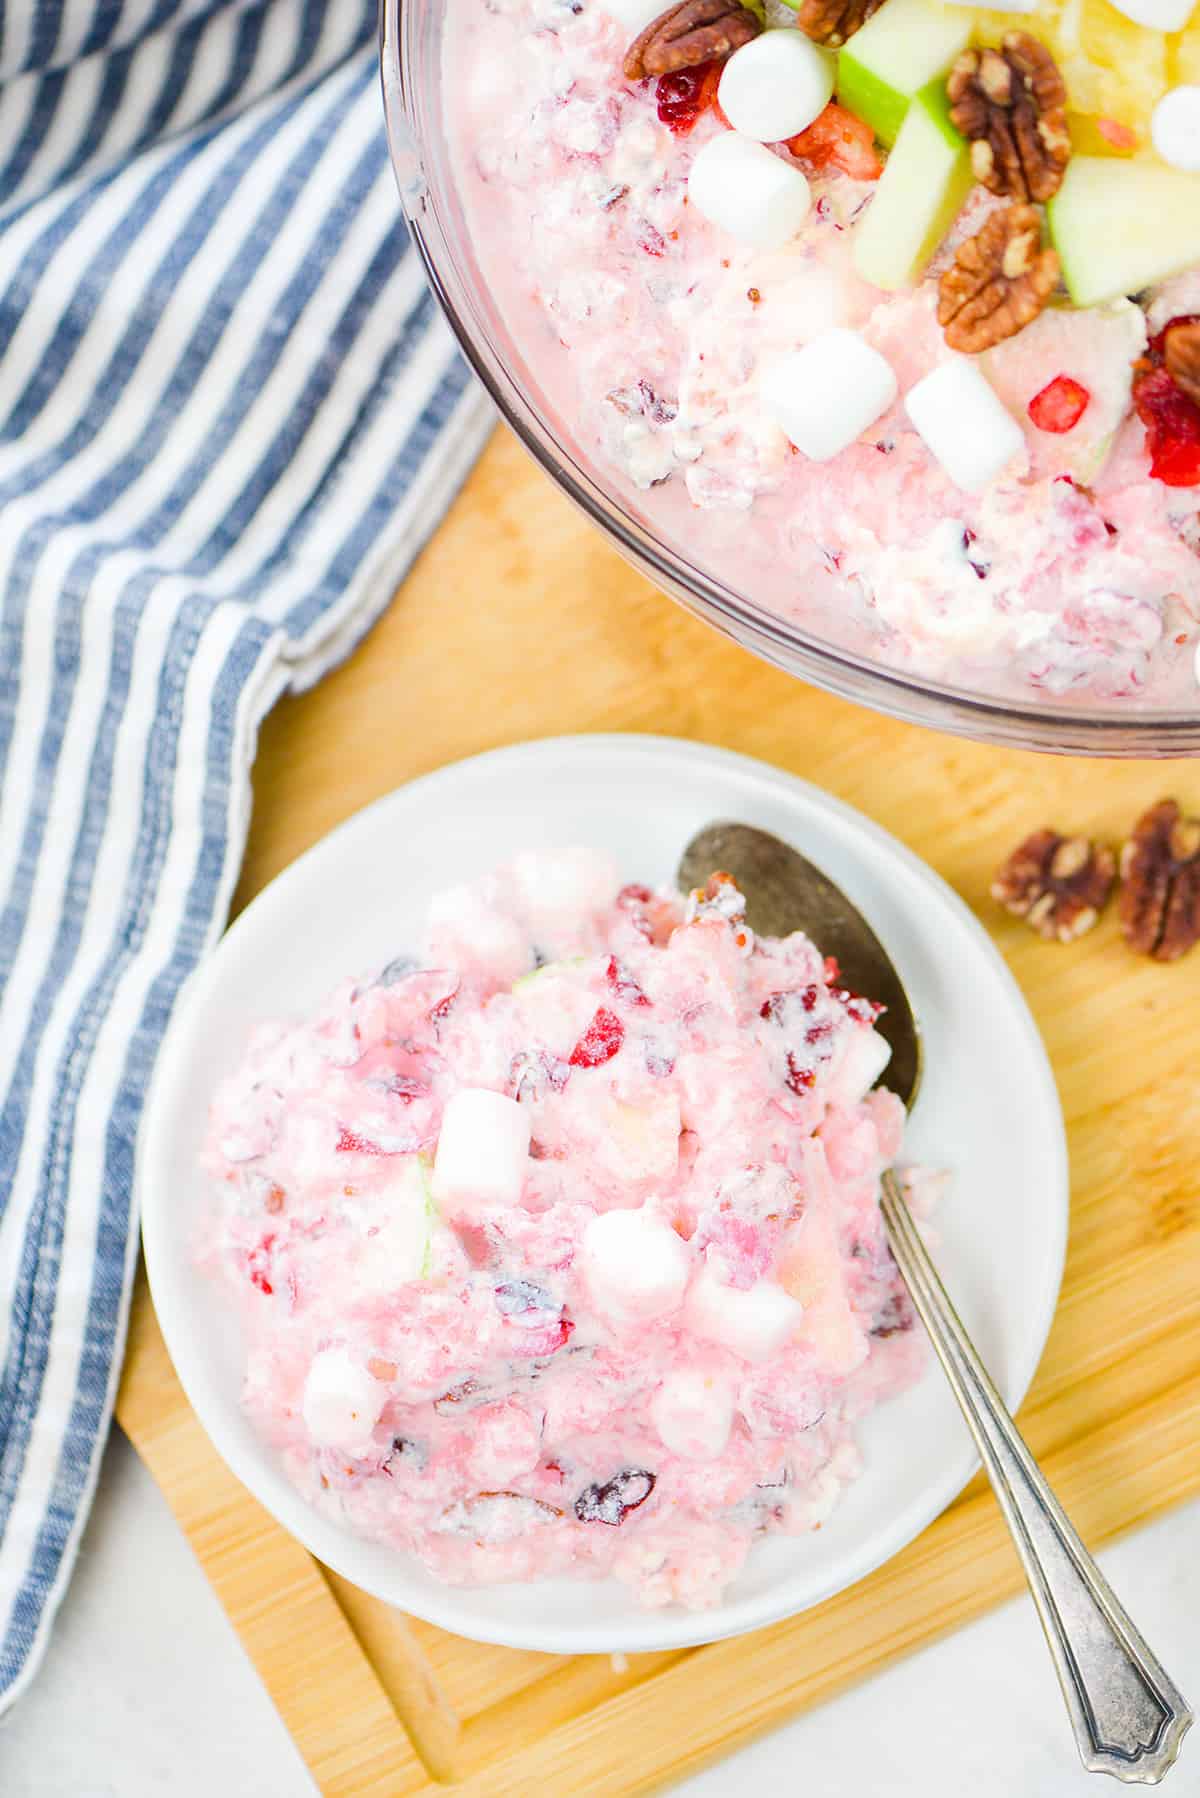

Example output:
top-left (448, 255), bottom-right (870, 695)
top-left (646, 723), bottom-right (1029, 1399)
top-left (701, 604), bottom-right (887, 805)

top-left (2, 1429), bottom-right (1195, 1796)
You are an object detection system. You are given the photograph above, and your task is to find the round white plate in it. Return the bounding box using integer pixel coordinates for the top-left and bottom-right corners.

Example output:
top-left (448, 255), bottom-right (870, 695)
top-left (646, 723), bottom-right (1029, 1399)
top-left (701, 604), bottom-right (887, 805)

top-left (140, 734), bottom-right (1069, 1655)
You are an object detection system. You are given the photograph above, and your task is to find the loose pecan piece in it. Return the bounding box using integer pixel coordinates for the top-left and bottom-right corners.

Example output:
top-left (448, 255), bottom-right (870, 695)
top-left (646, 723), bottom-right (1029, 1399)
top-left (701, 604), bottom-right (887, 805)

top-left (1119, 799), bottom-right (1200, 961)
top-left (938, 203), bottom-right (1060, 352)
top-left (795, 0), bottom-right (885, 49)
top-left (992, 828), bottom-right (1115, 942)
top-left (624, 0), bottom-right (761, 80)
top-left (1164, 319), bottom-right (1200, 410)
top-left (947, 33), bottom-right (1071, 203)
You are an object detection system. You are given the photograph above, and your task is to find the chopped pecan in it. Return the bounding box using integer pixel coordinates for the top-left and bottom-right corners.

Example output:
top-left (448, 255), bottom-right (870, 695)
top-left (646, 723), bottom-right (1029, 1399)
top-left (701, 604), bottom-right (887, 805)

top-left (938, 203), bottom-right (1060, 352)
top-left (947, 33), bottom-right (1071, 203)
top-left (624, 0), bottom-right (760, 80)
top-left (795, 0), bottom-right (885, 49)
top-left (1119, 799), bottom-right (1200, 962)
top-left (991, 828), bottom-right (1115, 942)
top-left (1164, 319), bottom-right (1200, 410)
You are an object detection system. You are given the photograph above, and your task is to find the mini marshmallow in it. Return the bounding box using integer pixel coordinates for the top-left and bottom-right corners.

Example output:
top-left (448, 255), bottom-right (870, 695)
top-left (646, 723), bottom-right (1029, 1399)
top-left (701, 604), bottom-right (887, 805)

top-left (825, 1026), bottom-right (892, 1109)
top-left (687, 132), bottom-right (811, 251)
top-left (302, 1347), bottom-right (385, 1454)
top-left (1152, 86), bottom-right (1200, 173)
top-left (432, 1088), bottom-right (531, 1211)
top-left (581, 1207), bottom-right (691, 1320)
top-left (685, 1263), bottom-right (803, 1362)
top-left (767, 329), bottom-right (898, 462)
top-left (651, 1368), bottom-right (734, 1460)
top-left (717, 32), bottom-right (835, 144)
top-left (1105, 0), bottom-right (1194, 27)
top-left (904, 358), bottom-right (1026, 494)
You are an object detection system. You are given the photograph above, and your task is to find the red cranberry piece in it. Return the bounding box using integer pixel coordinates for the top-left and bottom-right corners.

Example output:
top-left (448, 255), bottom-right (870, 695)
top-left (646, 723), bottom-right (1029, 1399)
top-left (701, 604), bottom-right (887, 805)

top-left (246, 1234), bottom-right (276, 1295)
top-left (784, 1052), bottom-right (816, 1094)
top-left (336, 1127), bottom-right (386, 1155)
top-left (871, 1289), bottom-right (915, 1338)
top-left (760, 985), bottom-right (818, 1024)
top-left (643, 1041), bottom-right (675, 1078)
top-left (606, 955), bottom-right (651, 1007)
top-left (1028, 374), bottom-right (1090, 434)
top-left (1132, 318), bottom-right (1200, 488)
top-left (569, 1006), bottom-right (625, 1068)
top-left (654, 60), bottom-right (720, 136)
top-left (573, 1468), bottom-right (657, 1525)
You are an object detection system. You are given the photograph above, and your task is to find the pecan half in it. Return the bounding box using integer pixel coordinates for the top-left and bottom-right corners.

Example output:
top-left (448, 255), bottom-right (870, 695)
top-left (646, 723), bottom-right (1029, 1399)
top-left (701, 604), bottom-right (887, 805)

top-left (947, 33), bottom-right (1071, 203)
top-left (795, 0), bottom-right (885, 49)
top-left (1164, 319), bottom-right (1200, 410)
top-left (991, 828), bottom-right (1115, 942)
top-left (1119, 799), bottom-right (1200, 961)
top-left (938, 203), bottom-right (1060, 352)
top-left (624, 0), bottom-right (761, 80)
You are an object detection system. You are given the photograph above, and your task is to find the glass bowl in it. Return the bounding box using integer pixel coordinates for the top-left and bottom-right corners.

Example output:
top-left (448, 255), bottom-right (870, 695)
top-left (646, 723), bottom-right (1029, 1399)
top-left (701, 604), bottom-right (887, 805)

top-left (379, 0), bottom-right (1200, 756)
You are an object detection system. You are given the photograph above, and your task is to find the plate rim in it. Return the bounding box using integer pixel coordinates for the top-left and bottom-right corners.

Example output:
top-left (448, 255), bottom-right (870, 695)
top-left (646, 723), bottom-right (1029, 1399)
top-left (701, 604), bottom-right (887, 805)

top-left (139, 731), bottom-right (1069, 1653)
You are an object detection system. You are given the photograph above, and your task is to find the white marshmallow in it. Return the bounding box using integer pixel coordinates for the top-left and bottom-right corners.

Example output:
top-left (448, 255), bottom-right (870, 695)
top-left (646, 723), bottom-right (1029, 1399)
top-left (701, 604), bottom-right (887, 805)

top-left (717, 32), bottom-right (835, 144)
top-left (1105, 0), bottom-right (1193, 26)
top-left (685, 1263), bottom-right (803, 1362)
top-left (687, 132), bottom-right (811, 251)
top-left (651, 1369), bottom-right (735, 1460)
top-left (581, 1207), bottom-right (691, 1320)
top-left (601, 0), bottom-right (669, 30)
top-left (767, 329), bottom-right (898, 462)
top-left (904, 359), bottom-right (1026, 494)
top-left (302, 1348), bottom-right (385, 1455)
top-left (1152, 86), bottom-right (1200, 173)
top-left (826, 1026), bottom-right (892, 1109)
top-left (425, 881), bottom-right (530, 980)
top-left (431, 1088), bottom-right (531, 1211)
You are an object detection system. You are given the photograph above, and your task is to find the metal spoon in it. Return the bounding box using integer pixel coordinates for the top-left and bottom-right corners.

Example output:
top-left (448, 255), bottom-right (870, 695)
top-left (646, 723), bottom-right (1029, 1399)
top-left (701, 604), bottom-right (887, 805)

top-left (678, 821), bottom-right (1193, 1785)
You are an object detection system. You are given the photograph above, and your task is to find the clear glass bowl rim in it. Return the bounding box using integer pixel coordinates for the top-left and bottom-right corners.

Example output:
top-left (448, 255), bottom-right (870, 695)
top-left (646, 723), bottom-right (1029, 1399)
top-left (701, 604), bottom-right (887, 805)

top-left (379, 0), bottom-right (1200, 757)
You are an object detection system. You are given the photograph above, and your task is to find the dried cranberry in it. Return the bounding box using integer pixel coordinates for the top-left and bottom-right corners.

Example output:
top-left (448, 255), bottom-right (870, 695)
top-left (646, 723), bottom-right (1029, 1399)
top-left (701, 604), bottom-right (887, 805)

top-left (654, 60), bottom-right (720, 136)
top-left (760, 985), bottom-right (818, 1024)
top-left (336, 1127), bottom-right (386, 1155)
top-left (569, 1006), bottom-right (625, 1068)
top-left (606, 955), bottom-right (651, 1007)
top-left (247, 1235), bottom-right (276, 1296)
top-left (871, 1289), bottom-right (915, 1338)
top-left (1133, 318), bottom-right (1200, 488)
top-left (1028, 374), bottom-right (1090, 435)
top-left (637, 222), bottom-right (666, 257)
top-left (784, 1052), bottom-right (815, 1094)
top-left (573, 1468), bottom-right (656, 1525)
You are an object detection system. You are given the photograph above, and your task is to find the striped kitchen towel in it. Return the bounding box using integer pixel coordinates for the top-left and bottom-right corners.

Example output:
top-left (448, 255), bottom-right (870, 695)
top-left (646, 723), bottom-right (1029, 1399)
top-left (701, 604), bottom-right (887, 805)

top-left (0, 0), bottom-right (490, 1710)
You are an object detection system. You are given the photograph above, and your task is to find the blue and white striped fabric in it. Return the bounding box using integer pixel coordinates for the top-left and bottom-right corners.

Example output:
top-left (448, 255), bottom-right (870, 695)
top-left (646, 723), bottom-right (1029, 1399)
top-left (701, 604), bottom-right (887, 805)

top-left (0, 0), bottom-right (490, 1709)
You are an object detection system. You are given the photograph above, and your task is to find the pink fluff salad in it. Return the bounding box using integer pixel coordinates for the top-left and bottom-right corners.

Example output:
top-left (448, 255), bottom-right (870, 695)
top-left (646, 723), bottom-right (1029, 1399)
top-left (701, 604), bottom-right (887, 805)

top-left (200, 850), bottom-right (934, 1611)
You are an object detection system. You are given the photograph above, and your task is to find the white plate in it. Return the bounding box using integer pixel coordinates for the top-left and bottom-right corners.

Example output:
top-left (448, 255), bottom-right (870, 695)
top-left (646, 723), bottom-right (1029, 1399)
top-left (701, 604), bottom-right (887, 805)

top-left (140, 734), bottom-right (1068, 1655)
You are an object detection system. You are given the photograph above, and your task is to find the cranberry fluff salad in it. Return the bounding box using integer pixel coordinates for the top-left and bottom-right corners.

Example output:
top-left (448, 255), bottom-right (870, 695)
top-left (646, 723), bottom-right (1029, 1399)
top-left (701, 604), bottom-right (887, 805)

top-left (452, 0), bottom-right (1200, 699)
top-left (200, 852), bottom-right (938, 1608)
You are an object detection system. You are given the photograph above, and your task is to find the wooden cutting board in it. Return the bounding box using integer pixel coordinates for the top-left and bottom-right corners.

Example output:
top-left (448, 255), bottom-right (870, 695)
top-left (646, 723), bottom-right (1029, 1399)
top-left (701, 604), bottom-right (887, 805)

top-left (117, 424), bottom-right (1200, 1796)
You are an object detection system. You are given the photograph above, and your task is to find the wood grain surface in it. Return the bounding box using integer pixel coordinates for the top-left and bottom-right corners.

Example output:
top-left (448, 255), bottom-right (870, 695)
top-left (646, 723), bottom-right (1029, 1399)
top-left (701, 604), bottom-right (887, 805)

top-left (117, 424), bottom-right (1200, 1795)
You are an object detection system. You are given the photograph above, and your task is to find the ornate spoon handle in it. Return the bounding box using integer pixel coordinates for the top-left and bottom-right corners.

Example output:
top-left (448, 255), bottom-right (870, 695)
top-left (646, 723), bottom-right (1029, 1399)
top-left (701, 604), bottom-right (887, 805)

top-left (880, 1170), bottom-right (1192, 1784)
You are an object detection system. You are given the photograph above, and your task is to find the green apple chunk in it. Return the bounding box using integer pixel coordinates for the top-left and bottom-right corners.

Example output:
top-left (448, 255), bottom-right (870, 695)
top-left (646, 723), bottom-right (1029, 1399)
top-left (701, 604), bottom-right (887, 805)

top-left (836, 0), bottom-right (972, 147)
top-left (1048, 158), bottom-right (1200, 309)
top-left (853, 84), bottom-right (972, 292)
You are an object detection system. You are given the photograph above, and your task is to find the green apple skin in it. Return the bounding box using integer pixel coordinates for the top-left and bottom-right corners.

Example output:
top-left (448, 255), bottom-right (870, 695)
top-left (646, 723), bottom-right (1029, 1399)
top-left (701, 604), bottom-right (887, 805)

top-left (853, 83), bottom-right (972, 291)
top-left (1047, 158), bottom-right (1200, 308)
top-left (835, 0), bottom-right (972, 147)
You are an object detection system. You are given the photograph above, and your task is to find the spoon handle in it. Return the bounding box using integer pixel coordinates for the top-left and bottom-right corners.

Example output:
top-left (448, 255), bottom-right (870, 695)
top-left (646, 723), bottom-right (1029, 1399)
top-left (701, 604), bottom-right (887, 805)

top-left (880, 1170), bottom-right (1192, 1785)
